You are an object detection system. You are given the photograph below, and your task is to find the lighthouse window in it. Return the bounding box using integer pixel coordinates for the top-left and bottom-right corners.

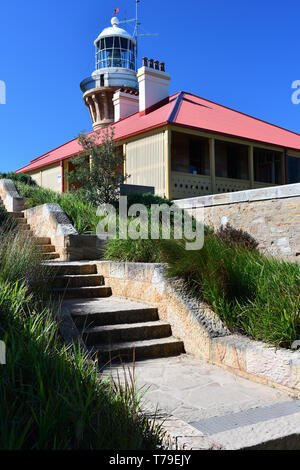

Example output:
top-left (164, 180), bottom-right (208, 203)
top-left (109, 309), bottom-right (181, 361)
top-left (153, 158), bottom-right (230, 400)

top-left (96, 35), bottom-right (136, 70)
top-left (105, 37), bottom-right (113, 48)
top-left (120, 38), bottom-right (128, 49)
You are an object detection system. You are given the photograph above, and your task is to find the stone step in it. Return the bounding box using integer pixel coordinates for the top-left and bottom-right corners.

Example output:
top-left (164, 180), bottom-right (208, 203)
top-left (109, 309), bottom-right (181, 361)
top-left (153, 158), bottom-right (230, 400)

top-left (72, 305), bottom-right (159, 328)
top-left (15, 218), bottom-right (28, 225)
top-left (43, 252), bottom-right (60, 260)
top-left (52, 285), bottom-right (112, 299)
top-left (53, 274), bottom-right (104, 289)
top-left (82, 321), bottom-right (172, 346)
top-left (18, 224), bottom-right (31, 231)
top-left (8, 211), bottom-right (24, 218)
top-left (48, 263), bottom-right (98, 276)
top-left (92, 337), bottom-right (184, 363)
top-left (34, 237), bottom-right (52, 245)
top-left (39, 244), bottom-right (56, 253)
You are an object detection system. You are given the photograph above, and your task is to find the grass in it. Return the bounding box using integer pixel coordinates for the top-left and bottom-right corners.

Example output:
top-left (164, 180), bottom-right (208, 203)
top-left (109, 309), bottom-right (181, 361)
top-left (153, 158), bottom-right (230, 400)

top-left (105, 226), bottom-right (300, 349)
top-left (0, 227), bottom-right (162, 449)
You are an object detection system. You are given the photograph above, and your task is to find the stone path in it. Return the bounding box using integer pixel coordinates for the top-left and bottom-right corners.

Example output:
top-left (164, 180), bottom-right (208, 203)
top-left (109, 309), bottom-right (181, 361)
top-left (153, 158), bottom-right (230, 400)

top-left (103, 354), bottom-right (300, 450)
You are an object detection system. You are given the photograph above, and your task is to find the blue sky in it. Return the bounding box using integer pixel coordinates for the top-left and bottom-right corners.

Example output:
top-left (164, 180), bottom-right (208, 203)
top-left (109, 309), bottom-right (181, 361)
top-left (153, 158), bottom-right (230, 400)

top-left (0, 0), bottom-right (299, 172)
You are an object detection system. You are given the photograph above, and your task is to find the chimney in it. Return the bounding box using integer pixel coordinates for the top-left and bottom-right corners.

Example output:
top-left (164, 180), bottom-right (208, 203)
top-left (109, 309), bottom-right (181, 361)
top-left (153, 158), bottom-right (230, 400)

top-left (112, 89), bottom-right (139, 122)
top-left (137, 58), bottom-right (171, 114)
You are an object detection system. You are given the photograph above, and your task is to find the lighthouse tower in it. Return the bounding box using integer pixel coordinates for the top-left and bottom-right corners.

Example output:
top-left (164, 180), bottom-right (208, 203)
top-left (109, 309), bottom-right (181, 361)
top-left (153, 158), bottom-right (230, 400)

top-left (80, 16), bottom-right (138, 130)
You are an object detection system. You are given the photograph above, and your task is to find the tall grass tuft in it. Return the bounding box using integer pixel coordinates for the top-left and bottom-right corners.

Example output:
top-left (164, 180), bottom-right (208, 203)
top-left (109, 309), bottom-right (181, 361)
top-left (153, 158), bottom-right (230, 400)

top-left (159, 236), bottom-right (300, 348)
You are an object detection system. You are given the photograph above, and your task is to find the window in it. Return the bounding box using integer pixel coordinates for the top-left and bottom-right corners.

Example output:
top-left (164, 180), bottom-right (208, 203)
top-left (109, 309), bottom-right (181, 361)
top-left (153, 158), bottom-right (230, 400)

top-left (95, 36), bottom-right (136, 70)
top-left (254, 148), bottom-right (283, 184)
top-left (215, 141), bottom-right (249, 180)
top-left (288, 156), bottom-right (300, 183)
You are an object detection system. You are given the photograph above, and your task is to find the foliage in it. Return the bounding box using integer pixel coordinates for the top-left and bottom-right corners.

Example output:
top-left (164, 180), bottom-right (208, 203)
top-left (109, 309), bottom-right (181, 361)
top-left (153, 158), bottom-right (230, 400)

top-left (0, 229), bottom-right (162, 450)
top-left (216, 223), bottom-right (259, 251)
top-left (159, 236), bottom-right (300, 348)
top-left (124, 193), bottom-right (173, 210)
top-left (0, 172), bottom-right (37, 187)
top-left (68, 128), bottom-right (127, 205)
top-left (17, 184), bottom-right (99, 234)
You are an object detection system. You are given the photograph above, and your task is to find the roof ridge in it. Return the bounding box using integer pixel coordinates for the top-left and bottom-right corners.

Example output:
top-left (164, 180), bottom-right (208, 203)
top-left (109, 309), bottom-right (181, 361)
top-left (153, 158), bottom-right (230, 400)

top-left (181, 91), bottom-right (300, 138)
top-left (167, 91), bottom-right (185, 123)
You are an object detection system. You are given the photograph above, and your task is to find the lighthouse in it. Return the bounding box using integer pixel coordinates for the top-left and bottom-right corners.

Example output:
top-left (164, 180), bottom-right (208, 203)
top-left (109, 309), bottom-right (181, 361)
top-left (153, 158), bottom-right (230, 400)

top-left (80, 16), bottom-right (138, 130)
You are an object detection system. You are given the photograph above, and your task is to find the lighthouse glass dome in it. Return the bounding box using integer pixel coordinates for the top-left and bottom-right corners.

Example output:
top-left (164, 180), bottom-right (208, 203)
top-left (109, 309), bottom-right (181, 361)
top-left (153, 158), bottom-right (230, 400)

top-left (95, 17), bottom-right (136, 71)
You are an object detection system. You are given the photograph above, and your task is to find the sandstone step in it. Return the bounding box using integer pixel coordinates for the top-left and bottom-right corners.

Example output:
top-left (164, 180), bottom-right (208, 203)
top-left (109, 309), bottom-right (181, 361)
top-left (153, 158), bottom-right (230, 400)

top-left (15, 218), bottom-right (28, 224)
top-left (92, 337), bottom-right (184, 363)
top-left (82, 321), bottom-right (172, 346)
top-left (52, 263), bottom-right (98, 276)
top-left (53, 274), bottom-right (104, 289)
top-left (8, 211), bottom-right (24, 218)
top-left (39, 244), bottom-right (56, 253)
top-left (18, 224), bottom-right (31, 231)
top-left (43, 252), bottom-right (60, 260)
top-left (72, 304), bottom-right (159, 328)
top-left (52, 285), bottom-right (112, 299)
top-left (34, 237), bottom-right (52, 245)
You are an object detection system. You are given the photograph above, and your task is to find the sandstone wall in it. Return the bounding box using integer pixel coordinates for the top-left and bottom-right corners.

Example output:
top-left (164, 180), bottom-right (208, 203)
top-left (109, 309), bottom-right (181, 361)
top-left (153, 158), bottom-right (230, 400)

top-left (176, 183), bottom-right (300, 260)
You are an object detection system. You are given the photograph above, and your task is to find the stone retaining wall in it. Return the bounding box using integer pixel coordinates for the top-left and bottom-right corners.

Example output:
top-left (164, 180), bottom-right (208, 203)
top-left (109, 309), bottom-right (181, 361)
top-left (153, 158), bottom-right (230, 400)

top-left (0, 179), bottom-right (24, 212)
top-left (176, 183), bottom-right (300, 260)
top-left (24, 203), bottom-right (106, 261)
top-left (97, 261), bottom-right (300, 395)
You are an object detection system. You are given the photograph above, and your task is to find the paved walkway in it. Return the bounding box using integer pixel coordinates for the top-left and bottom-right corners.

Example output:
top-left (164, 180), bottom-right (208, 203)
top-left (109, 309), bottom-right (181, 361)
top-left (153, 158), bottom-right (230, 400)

top-left (103, 354), bottom-right (300, 449)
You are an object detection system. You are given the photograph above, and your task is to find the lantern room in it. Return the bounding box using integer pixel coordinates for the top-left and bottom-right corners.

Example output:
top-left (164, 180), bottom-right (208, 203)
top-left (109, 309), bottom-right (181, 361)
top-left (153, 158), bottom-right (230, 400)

top-left (94, 17), bottom-right (136, 71)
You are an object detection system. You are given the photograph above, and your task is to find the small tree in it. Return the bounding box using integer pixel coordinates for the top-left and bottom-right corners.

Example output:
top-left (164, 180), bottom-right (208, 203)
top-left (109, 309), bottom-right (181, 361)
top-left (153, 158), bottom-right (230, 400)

top-left (67, 127), bottom-right (127, 205)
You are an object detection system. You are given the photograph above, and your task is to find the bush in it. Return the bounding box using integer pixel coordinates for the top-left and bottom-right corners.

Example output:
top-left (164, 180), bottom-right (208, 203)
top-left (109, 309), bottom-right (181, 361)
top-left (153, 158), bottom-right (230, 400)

top-left (216, 223), bottom-right (259, 251)
top-left (0, 172), bottom-right (37, 187)
top-left (124, 193), bottom-right (173, 210)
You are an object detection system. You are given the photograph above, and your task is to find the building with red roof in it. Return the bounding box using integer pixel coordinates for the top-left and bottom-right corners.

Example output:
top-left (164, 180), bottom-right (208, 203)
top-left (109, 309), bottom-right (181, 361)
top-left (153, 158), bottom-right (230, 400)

top-left (17, 17), bottom-right (300, 199)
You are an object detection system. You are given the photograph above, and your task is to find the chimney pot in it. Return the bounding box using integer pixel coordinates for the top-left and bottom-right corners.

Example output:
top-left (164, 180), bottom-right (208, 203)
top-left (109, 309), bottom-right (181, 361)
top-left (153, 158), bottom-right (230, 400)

top-left (160, 62), bottom-right (165, 72)
top-left (142, 57), bottom-right (148, 67)
top-left (149, 58), bottom-right (154, 68)
top-left (154, 60), bottom-right (159, 70)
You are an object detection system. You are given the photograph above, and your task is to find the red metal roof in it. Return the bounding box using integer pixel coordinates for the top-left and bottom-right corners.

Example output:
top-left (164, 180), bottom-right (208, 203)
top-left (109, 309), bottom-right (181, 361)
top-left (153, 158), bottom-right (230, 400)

top-left (16, 91), bottom-right (300, 173)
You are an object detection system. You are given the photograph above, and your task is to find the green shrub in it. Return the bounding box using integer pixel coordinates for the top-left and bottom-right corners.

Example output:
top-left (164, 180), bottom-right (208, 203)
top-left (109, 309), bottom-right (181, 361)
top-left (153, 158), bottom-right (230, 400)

top-left (124, 193), bottom-right (173, 210)
top-left (0, 172), bottom-right (37, 187)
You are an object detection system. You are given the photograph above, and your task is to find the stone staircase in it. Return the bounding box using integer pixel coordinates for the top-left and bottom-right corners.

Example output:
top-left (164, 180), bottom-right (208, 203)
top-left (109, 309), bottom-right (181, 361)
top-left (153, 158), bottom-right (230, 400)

top-left (50, 262), bottom-right (184, 363)
top-left (0, 197), bottom-right (60, 260)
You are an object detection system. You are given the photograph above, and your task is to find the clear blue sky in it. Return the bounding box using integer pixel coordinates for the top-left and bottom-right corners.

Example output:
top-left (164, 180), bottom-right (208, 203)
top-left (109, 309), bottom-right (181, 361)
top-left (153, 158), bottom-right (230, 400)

top-left (0, 0), bottom-right (299, 172)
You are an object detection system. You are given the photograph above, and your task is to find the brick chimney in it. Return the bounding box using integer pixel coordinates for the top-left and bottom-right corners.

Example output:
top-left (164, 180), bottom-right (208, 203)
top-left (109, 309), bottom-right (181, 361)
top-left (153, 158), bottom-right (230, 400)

top-left (112, 89), bottom-right (139, 122)
top-left (137, 58), bottom-right (171, 114)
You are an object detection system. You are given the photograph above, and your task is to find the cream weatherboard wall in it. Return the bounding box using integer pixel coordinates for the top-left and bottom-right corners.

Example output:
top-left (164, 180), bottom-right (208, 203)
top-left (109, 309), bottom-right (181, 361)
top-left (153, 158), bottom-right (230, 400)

top-left (125, 132), bottom-right (166, 197)
top-left (28, 170), bottom-right (41, 186)
top-left (29, 164), bottom-right (62, 192)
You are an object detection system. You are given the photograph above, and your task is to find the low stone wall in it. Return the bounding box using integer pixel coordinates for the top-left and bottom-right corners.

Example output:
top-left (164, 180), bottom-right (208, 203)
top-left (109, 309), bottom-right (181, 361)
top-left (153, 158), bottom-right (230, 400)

top-left (97, 261), bottom-right (300, 395)
top-left (0, 179), bottom-right (24, 212)
top-left (176, 183), bottom-right (300, 260)
top-left (24, 203), bottom-right (106, 261)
